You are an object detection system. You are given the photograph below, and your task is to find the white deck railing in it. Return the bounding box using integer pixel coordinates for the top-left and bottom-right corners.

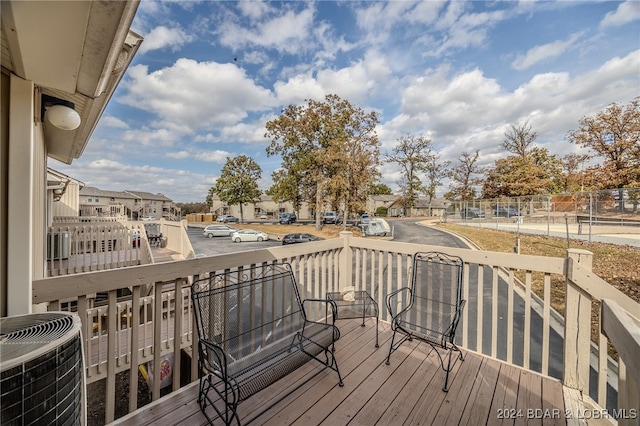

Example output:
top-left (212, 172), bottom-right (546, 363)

top-left (32, 232), bottom-right (639, 424)
top-left (46, 222), bottom-right (149, 276)
top-left (46, 219), bottom-right (195, 277)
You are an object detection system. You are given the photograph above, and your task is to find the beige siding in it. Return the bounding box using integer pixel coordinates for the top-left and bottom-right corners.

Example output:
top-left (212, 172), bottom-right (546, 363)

top-left (0, 71), bottom-right (9, 316)
top-left (6, 74), bottom-right (35, 315)
top-left (33, 117), bottom-right (47, 281)
top-left (52, 180), bottom-right (81, 217)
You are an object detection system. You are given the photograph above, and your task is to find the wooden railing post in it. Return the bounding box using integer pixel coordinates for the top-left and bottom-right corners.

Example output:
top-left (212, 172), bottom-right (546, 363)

top-left (564, 248), bottom-right (593, 393)
top-left (339, 231), bottom-right (353, 290)
top-left (601, 299), bottom-right (640, 426)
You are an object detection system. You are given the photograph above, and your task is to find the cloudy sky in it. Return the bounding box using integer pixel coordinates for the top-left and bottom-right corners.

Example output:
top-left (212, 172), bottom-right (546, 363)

top-left (50, 0), bottom-right (640, 203)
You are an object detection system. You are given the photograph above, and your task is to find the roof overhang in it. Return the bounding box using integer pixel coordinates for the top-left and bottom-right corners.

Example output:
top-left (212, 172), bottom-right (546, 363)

top-left (1, 0), bottom-right (143, 164)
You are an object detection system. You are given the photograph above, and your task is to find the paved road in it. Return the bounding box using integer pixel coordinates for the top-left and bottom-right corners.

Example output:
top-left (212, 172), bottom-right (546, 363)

top-left (187, 226), bottom-right (281, 256)
top-left (188, 218), bottom-right (470, 257)
top-left (385, 217), bottom-right (471, 249)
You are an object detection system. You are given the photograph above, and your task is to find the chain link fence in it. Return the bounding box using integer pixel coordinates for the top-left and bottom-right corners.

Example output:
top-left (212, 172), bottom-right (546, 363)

top-left (446, 188), bottom-right (640, 238)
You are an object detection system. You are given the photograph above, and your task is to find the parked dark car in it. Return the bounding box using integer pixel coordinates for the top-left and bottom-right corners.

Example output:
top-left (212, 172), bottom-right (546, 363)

top-left (282, 233), bottom-right (323, 245)
top-left (279, 213), bottom-right (297, 224)
top-left (493, 206), bottom-right (520, 217)
top-left (217, 215), bottom-right (239, 223)
top-left (460, 207), bottom-right (486, 219)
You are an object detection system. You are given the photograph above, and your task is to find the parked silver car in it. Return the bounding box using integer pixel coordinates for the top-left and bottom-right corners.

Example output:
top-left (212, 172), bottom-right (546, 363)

top-left (203, 224), bottom-right (237, 238)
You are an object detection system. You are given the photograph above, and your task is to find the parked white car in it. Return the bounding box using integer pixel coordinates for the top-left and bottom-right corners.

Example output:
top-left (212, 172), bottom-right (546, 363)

top-left (231, 229), bottom-right (269, 243)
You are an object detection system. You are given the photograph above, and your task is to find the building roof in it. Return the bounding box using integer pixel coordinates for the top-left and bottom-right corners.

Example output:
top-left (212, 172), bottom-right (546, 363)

top-left (47, 168), bottom-right (84, 187)
top-left (125, 191), bottom-right (173, 202)
top-left (79, 187), bottom-right (174, 202)
top-left (80, 186), bottom-right (136, 199)
top-left (370, 195), bottom-right (399, 202)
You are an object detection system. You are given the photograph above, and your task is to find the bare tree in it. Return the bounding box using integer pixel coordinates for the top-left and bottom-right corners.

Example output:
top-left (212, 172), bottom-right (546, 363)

top-left (446, 150), bottom-right (482, 201)
top-left (503, 121), bottom-right (537, 158)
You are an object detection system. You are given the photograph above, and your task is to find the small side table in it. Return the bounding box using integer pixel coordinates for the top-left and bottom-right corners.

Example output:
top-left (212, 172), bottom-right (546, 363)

top-left (327, 290), bottom-right (379, 347)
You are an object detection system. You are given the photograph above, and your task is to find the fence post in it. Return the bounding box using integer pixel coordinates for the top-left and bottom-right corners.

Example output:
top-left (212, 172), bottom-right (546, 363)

top-left (564, 248), bottom-right (593, 393)
top-left (339, 231), bottom-right (353, 290)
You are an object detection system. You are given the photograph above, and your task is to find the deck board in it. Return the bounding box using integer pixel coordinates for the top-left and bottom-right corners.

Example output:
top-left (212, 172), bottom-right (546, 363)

top-left (112, 319), bottom-right (569, 426)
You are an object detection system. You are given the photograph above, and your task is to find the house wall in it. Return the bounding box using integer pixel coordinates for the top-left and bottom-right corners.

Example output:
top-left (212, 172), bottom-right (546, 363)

top-left (52, 180), bottom-right (81, 217)
top-left (1, 71), bottom-right (9, 317)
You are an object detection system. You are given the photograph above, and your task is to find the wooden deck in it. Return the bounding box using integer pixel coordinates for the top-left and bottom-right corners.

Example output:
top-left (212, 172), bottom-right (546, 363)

top-left (112, 319), bottom-right (571, 426)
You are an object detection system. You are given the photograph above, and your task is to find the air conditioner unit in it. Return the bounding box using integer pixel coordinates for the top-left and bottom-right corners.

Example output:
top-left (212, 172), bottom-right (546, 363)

top-left (0, 312), bottom-right (86, 425)
top-left (47, 231), bottom-right (70, 260)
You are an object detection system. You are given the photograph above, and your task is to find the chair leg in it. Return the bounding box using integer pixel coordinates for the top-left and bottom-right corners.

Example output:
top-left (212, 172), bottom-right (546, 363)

top-left (442, 345), bottom-right (464, 392)
top-left (375, 316), bottom-right (379, 348)
top-left (385, 330), bottom-right (397, 365)
top-left (442, 348), bottom-right (453, 392)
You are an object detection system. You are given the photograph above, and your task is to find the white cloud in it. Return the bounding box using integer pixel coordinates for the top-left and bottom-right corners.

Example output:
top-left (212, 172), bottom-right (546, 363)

top-left (194, 150), bottom-right (232, 163)
top-left (385, 48), bottom-right (639, 166)
top-left (273, 52), bottom-right (393, 106)
top-left (217, 6), bottom-right (315, 54)
top-left (511, 32), bottom-right (583, 71)
top-left (139, 26), bottom-right (194, 54)
top-left (600, 0), bottom-right (640, 29)
top-left (237, 0), bottom-right (271, 21)
top-left (54, 159), bottom-right (215, 202)
top-left (98, 116), bottom-right (129, 130)
top-left (119, 60), bottom-right (275, 130)
top-left (166, 151), bottom-right (190, 160)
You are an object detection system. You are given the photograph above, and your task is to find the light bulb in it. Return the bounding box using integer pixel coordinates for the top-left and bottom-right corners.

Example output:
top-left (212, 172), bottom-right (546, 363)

top-left (46, 105), bottom-right (81, 130)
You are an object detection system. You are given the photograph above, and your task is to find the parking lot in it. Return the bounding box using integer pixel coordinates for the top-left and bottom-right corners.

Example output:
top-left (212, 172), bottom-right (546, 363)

top-left (187, 226), bottom-right (282, 256)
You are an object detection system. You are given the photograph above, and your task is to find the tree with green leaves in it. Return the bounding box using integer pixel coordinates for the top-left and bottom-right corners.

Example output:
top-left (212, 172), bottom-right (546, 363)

top-left (423, 153), bottom-right (450, 215)
top-left (482, 152), bottom-right (561, 198)
top-left (385, 135), bottom-right (434, 217)
top-left (266, 168), bottom-right (308, 217)
top-left (210, 155), bottom-right (262, 223)
top-left (483, 122), bottom-right (563, 199)
top-left (265, 94), bottom-right (379, 230)
top-left (370, 183), bottom-right (393, 195)
top-left (445, 150), bottom-right (482, 201)
top-left (567, 97), bottom-right (640, 200)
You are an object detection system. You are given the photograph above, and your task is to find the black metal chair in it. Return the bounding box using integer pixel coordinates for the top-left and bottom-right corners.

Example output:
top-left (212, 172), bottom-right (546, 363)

top-left (385, 252), bottom-right (465, 391)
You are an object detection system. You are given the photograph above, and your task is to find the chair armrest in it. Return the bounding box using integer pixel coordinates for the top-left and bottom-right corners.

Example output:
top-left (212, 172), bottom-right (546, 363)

top-left (198, 338), bottom-right (228, 377)
top-left (386, 287), bottom-right (412, 318)
top-left (302, 298), bottom-right (338, 324)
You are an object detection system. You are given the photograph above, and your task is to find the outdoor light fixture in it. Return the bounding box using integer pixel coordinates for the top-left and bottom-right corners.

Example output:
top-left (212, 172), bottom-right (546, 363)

top-left (41, 94), bottom-right (81, 131)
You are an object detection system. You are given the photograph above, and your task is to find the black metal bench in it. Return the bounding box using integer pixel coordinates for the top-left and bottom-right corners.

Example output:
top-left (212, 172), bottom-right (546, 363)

top-left (385, 251), bottom-right (465, 391)
top-left (191, 263), bottom-right (343, 425)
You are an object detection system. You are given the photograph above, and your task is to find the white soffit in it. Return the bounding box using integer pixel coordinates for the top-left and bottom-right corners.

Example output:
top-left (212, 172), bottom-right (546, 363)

top-left (4, 1), bottom-right (90, 94)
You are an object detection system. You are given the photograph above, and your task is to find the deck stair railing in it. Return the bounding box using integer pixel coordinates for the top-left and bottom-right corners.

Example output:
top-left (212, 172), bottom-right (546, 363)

top-left (32, 232), bottom-right (639, 424)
